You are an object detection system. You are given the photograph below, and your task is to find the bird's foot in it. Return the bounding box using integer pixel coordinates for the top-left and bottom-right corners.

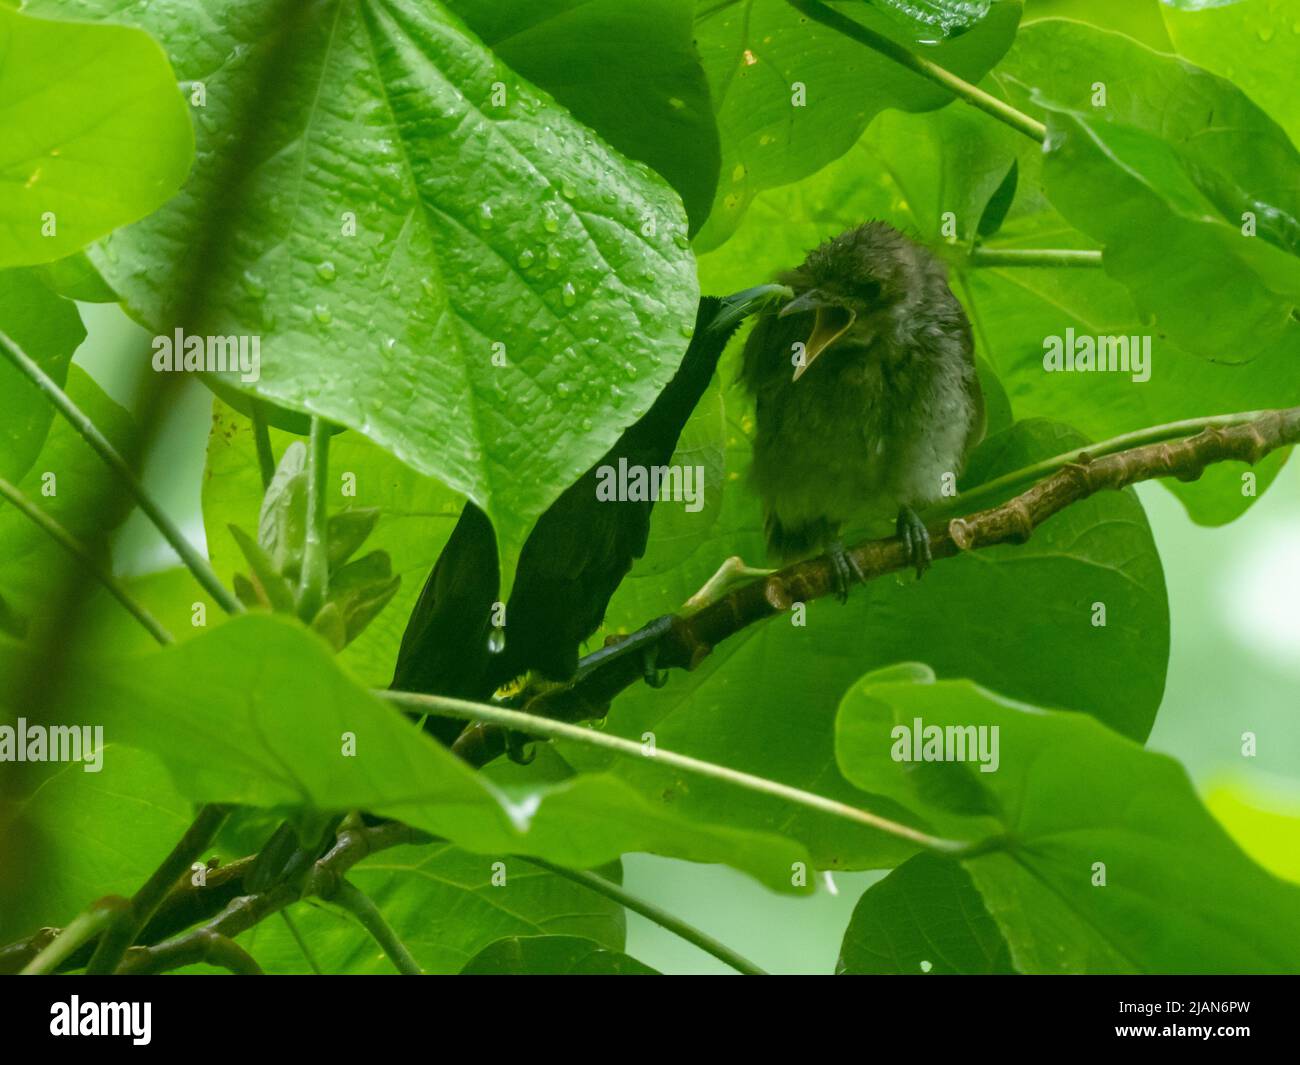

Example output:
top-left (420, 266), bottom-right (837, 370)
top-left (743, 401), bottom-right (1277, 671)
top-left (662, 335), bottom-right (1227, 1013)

top-left (683, 556), bottom-right (776, 613)
top-left (572, 614), bottom-right (675, 688)
top-left (896, 505), bottom-right (932, 579)
top-left (828, 540), bottom-right (866, 603)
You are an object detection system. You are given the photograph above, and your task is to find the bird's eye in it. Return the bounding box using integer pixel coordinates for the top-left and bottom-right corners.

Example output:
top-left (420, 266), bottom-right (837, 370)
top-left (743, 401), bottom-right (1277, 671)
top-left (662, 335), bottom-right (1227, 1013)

top-left (859, 279), bottom-right (882, 301)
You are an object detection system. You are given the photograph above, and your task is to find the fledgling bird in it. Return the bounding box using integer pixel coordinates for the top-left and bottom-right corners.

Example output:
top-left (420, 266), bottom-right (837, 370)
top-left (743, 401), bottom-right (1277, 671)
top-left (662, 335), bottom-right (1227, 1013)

top-left (740, 221), bottom-right (984, 594)
top-left (392, 286), bottom-right (782, 747)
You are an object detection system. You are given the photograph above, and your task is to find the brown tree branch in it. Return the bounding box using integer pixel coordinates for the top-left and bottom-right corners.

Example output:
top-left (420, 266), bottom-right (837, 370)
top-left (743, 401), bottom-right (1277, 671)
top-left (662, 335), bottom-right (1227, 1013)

top-left (0, 820), bottom-right (432, 974)
top-left (452, 407), bottom-right (1300, 766)
top-left (112, 820), bottom-right (432, 976)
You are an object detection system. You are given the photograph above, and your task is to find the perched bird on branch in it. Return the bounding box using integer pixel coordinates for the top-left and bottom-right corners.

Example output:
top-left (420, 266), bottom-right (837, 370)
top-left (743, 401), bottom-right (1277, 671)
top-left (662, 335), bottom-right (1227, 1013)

top-left (392, 287), bottom-right (781, 746)
top-left (740, 221), bottom-right (984, 595)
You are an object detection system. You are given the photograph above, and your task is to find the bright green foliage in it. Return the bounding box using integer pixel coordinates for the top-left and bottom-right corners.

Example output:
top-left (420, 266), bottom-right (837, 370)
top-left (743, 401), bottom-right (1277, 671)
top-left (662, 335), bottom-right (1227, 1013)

top-left (0, 0), bottom-right (1296, 977)
top-left (0, 6), bottom-right (193, 266)
top-left (837, 666), bottom-right (1300, 973)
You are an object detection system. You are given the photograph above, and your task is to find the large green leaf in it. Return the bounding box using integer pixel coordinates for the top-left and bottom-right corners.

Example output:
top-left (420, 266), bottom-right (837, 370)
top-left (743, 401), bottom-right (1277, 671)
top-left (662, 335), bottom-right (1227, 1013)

top-left (692, 0), bottom-right (1021, 249)
top-left (1023, 0), bottom-right (1174, 50)
top-left (0, 5), bottom-right (193, 266)
top-left (28, 0), bottom-right (699, 592)
top-left (836, 852), bottom-right (1015, 974)
top-left (448, 0), bottom-right (720, 234)
top-left (1161, 0), bottom-right (1300, 148)
top-left (461, 934), bottom-right (658, 974)
top-left (240, 845), bottom-right (627, 974)
top-left (559, 417), bottom-right (1168, 869)
top-left (836, 666), bottom-right (1300, 973)
top-left (0, 268), bottom-right (85, 482)
top-left (1002, 19), bottom-right (1300, 366)
top-left (1, 613), bottom-right (809, 893)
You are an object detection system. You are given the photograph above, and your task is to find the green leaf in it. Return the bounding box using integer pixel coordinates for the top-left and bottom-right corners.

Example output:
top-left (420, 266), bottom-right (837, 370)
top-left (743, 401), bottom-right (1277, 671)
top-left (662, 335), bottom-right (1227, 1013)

top-left (0, 367), bottom-right (136, 618)
top-left (29, 0), bottom-right (698, 592)
top-left (692, 0), bottom-right (1021, 249)
top-left (1002, 19), bottom-right (1300, 366)
top-left (461, 934), bottom-right (658, 974)
top-left (836, 666), bottom-right (1300, 973)
top-left (4, 613), bottom-right (810, 893)
top-left (240, 844), bottom-right (628, 974)
top-left (0, 268), bottom-right (85, 482)
top-left (0, 746), bottom-right (193, 944)
top-left (1205, 776), bottom-right (1300, 886)
top-left (836, 852), bottom-right (1015, 974)
top-left (0, 5), bottom-right (193, 266)
top-left (1161, 0), bottom-right (1300, 149)
top-left (560, 416), bottom-right (1168, 868)
top-left (1023, 0), bottom-right (1174, 50)
top-left (869, 0), bottom-right (997, 38)
top-left (34, 251), bottom-right (119, 304)
top-left (448, 0), bottom-right (721, 234)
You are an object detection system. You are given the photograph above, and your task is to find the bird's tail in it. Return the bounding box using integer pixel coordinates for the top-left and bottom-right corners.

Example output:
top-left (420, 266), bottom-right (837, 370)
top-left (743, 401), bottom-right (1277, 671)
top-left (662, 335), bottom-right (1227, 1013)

top-left (764, 512), bottom-right (836, 562)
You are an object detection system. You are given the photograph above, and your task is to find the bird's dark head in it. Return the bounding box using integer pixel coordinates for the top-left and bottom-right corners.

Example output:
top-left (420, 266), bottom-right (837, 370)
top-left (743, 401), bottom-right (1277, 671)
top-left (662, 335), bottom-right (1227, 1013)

top-left (778, 221), bottom-right (925, 381)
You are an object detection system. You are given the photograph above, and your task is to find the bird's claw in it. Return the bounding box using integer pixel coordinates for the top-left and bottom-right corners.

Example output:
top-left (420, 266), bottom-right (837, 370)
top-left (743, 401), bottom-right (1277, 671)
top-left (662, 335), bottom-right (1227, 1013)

top-left (828, 541), bottom-right (866, 603)
top-left (642, 642), bottom-right (669, 688)
top-left (896, 506), bottom-right (932, 579)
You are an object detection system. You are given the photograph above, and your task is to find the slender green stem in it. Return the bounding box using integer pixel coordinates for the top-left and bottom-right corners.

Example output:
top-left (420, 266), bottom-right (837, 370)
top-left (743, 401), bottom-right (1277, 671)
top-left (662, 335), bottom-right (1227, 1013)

top-left (279, 910), bottom-right (323, 974)
top-left (297, 416), bottom-right (330, 621)
top-left (0, 329), bottom-right (242, 616)
top-left (0, 476), bottom-right (174, 646)
top-left (520, 856), bottom-right (768, 975)
top-left (86, 803), bottom-right (232, 974)
top-left (21, 904), bottom-right (115, 975)
top-left (943, 410), bottom-right (1277, 517)
top-left (785, 0), bottom-right (1046, 144)
top-left (252, 405), bottom-right (277, 490)
top-left (967, 247), bottom-right (1103, 268)
top-left (331, 878), bottom-right (423, 974)
top-left (381, 690), bottom-right (982, 857)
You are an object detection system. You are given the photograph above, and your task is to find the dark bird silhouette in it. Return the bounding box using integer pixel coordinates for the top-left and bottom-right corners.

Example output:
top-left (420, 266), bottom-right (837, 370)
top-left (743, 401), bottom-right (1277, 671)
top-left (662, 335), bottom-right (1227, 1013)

top-left (740, 221), bottom-right (985, 595)
top-left (392, 288), bottom-right (780, 746)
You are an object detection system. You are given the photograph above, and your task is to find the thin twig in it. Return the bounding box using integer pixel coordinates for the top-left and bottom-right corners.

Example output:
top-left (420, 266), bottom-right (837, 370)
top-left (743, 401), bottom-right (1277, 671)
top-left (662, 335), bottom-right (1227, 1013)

top-left (967, 247), bottom-right (1102, 268)
top-left (20, 903), bottom-right (117, 975)
top-left (297, 416), bottom-right (330, 621)
top-left (0, 330), bottom-right (243, 615)
top-left (112, 820), bottom-right (432, 976)
top-left (86, 803), bottom-right (232, 974)
top-left (0, 476), bottom-right (174, 646)
top-left (330, 878), bottom-right (423, 975)
top-left (381, 689), bottom-right (982, 857)
top-left (519, 856), bottom-right (768, 975)
top-left (252, 405), bottom-right (277, 490)
top-left (785, 0), bottom-right (1047, 143)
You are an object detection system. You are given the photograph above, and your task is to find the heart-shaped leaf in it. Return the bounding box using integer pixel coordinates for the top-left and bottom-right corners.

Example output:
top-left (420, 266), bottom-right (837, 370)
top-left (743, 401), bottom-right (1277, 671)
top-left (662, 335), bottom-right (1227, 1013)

top-left (836, 666), bottom-right (1300, 973)
top-left (28, 0), bottom-right (700, 591)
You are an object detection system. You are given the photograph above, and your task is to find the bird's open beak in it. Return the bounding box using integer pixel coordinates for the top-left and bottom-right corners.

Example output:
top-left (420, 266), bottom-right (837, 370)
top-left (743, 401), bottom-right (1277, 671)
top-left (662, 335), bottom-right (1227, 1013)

top-left (780, 291), bottom-right (856, 381)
